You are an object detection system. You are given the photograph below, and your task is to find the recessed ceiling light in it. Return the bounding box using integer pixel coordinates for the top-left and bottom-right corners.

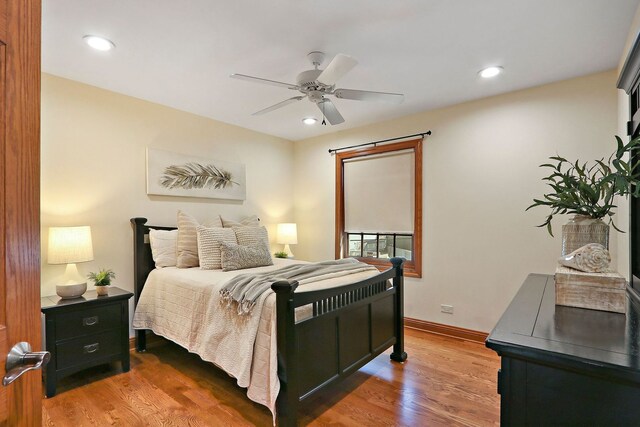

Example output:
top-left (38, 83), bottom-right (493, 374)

top-left (479, 66), bottom-right (503, 78)
top-left (83, 35), bottom-right (115, 51)
top-left (302, 117), bottom-right (317, 125)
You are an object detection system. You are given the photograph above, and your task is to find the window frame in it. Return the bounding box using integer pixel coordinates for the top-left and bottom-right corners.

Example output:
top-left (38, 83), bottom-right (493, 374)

top-left (335, 138), bottom-right (422, 278)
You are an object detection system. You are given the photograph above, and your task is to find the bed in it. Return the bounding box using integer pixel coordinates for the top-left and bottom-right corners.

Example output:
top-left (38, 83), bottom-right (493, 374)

top-left (130, 217), bottom-right (407, 426)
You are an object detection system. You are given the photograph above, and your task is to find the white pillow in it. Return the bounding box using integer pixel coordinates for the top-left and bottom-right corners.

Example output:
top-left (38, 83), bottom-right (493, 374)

top-left (196, 226), bottom-right (237, 270)
top-left (149, 229), bottom-right (178, 268)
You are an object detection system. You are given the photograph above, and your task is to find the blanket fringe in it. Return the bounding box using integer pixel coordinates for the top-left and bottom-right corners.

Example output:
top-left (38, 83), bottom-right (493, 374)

top-left (220, 289), bottom-right (256, 315)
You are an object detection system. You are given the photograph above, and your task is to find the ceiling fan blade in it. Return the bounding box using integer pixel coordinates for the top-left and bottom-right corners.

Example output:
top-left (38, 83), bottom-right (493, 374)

top-left (334, 88), bottom-right (404, 104)
top-left (252, 96), bottom-right (305, 116)
top-left (317, 99), bottom-right (345, 125)
top-left (231, 73), bottom-right (299, 90)
top-left (317, 54), bottom-right (358, 86)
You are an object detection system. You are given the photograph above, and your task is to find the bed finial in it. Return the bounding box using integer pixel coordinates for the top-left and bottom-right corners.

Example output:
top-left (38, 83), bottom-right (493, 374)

top-left (131, 217), bottom-right (149, 226)
top-left (390, 257), bottom-right (405, 270)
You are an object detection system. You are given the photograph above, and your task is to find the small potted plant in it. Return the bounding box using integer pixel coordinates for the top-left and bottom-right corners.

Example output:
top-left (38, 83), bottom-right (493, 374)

top-left (87, 268), bottom-right (116, 296)
top-left (274, 251), bottom-right (289, 259)
top-left (527, 135), bottom-right (640, 254)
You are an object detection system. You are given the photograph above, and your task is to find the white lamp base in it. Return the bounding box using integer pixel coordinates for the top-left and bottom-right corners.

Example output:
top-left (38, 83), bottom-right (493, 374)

top-left (283, 244), bottom-right (294, 258)
top-left (56, 283), bottom-right (87, 299)
top-left (56, 263), bottom-right (87, 299)
top-left (63, 263), bottom-right (85, 285)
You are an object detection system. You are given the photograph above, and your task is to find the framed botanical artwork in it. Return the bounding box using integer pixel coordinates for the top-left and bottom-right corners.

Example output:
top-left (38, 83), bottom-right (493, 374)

top-left (146, 148), bottom-right (246, 200)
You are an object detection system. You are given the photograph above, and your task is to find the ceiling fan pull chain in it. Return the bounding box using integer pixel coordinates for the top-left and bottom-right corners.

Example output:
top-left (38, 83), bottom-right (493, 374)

top-left (321, 102), bottom-right (327, 125)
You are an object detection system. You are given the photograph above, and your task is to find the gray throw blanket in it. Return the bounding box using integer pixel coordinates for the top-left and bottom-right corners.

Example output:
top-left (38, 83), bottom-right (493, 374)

top-left (220, 258), bottom-right (376, 315)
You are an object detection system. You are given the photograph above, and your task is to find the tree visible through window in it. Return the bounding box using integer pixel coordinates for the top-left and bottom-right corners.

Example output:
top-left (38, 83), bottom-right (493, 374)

top-left (335, 138), bottom-right (422, 277)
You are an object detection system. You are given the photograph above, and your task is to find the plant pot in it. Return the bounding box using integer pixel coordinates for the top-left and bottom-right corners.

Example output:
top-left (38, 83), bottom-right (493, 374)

top-left (95, 286), bottom-right (109, 296)
top-left (561, 215), bottom-right (609, 256)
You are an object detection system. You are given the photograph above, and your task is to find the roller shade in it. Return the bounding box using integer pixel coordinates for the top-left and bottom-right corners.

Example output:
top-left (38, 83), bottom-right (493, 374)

top-left (343, 150), bottom-right (414, 233)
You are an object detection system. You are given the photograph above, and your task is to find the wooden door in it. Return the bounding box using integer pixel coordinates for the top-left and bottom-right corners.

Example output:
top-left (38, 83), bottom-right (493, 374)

top-left (0, 0), bottom-right (42, 425)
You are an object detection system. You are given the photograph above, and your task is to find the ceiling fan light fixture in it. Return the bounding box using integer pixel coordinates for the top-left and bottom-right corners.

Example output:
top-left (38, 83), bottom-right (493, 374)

top-left (231, 51), bottom-right (403, 125)
top-left (479, 66), bottom-right (503, 78)
top-left (83, 35), bottom-right (115, 51)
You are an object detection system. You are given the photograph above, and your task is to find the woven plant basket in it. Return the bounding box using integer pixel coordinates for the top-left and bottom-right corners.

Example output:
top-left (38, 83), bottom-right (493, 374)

top-left (561, 215), bottom-right (609, 256)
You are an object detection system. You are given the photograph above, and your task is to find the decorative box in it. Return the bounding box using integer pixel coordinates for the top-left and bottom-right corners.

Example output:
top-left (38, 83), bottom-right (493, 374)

top-left (555, 265), bottom-right (626, 314)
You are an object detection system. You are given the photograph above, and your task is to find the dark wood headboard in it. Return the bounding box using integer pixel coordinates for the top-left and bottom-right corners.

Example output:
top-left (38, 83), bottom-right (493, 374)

top-left (130, 217), bottom-right (176, 307)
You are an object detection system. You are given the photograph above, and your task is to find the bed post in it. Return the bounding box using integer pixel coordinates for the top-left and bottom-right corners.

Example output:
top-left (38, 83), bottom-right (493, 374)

top-left (131, 217), bottom-right (148, 352)
top-left (389, 257), bottom-right (408, 363)
top-left (271, 280), bottom-right (300, 427)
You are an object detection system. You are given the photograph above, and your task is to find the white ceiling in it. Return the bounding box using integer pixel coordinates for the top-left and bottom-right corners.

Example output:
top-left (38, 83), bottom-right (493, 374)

top-left (42, 0), bottom-right (639, 141)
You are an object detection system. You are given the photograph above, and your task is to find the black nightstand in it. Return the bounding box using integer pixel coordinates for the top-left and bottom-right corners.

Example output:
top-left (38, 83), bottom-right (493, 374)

top-left (41, 286), bottom-right (133, 397)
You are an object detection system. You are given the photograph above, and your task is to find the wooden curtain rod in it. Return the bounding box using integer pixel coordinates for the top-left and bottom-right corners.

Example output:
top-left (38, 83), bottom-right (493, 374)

top-left (328, 131), bottom-right (431, 154)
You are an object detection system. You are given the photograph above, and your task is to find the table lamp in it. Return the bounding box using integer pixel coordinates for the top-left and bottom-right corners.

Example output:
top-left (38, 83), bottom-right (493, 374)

top-left (276, 223), bottom-right (297, 258)
top-left (48, 226), bottom-right (94, 299)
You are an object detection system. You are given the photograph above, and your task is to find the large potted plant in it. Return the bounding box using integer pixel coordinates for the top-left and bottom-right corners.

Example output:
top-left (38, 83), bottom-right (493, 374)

top-left (527, 136), bottom-right (640, 255)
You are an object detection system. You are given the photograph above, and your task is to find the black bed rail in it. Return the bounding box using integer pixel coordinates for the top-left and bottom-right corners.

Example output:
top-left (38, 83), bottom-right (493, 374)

top-left (309, 278), bottom-right (390, 317)
top-left (291, 265), bottom-right (397, 309)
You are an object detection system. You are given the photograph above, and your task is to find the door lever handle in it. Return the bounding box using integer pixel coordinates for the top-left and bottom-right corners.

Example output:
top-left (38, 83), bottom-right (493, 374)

top-left (2, 342), bottom-right (50, 386)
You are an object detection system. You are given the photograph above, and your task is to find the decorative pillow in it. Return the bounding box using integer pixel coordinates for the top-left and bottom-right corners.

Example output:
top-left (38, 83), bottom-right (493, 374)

top-left (196, 226), bottom-right (237, 270)
top-left (176, 210), bottom-right (223, 268)
top-left (149, 229), bottom-right (178, 268)
top-left (220, 241), bottom-right (273, 272)
top-left (233, 225), bottom-right (270, 252)
top-left (221, 215), bottom-right (260, 228)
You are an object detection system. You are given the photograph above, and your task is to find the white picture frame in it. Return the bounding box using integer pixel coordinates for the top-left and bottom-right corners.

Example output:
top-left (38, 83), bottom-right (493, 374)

top-left (146, 148), bottom-right (246, 201)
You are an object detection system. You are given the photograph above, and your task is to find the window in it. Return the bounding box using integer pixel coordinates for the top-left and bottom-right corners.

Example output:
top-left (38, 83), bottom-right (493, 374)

top-left (335, 138), bottom-right (422, 277)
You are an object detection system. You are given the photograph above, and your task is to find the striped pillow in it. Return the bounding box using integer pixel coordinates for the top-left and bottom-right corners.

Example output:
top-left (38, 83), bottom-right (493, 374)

top-left (176, 210), bottom-right (223, 268)
top-left (221, 215), bottom-right (260, 228)
top-left (233, 226), bottom-right (270, 252)
top-left (196, 226), bottom-right (237, 270)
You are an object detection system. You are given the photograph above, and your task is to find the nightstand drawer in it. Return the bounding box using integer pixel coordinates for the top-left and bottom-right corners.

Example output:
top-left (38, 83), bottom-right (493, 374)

top-left (56, 330), bottom-right (121, 370)
top-left (55, 303), bottom-right (121, 341)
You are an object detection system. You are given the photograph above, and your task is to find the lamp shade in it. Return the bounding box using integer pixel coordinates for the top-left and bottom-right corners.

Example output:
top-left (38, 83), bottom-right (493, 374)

top-left (48, 226), bottom-right (94, 265)
top-left (276, 223), bottom-right (298, 245)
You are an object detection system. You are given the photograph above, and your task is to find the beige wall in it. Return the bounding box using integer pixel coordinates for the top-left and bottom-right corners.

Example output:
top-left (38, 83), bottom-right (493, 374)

top-left (42, 67), bottom-right (623, 335)
top-left (294, 71), bottom-right (618, 332)
top-left (616, 2), bottom-right (640, 278)
top-left (41, 74), bottom-right (295, 304)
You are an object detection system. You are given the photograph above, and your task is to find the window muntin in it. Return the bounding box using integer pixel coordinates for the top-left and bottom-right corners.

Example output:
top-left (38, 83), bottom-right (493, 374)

top-left (346, 232), bottom-right (413, 261)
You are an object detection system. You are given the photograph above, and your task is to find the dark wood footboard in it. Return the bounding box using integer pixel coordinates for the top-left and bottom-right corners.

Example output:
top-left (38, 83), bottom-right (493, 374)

top-left (130, 217), bottom-right (407, 426)
top-left (272, 258), bottom-right (406, 426)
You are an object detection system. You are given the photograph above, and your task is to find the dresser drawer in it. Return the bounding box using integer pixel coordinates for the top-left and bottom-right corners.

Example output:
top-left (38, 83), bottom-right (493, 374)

top-left (56, 330), bottom-right (121, 370)
top-left (55, 303), bottom-right (121, 341)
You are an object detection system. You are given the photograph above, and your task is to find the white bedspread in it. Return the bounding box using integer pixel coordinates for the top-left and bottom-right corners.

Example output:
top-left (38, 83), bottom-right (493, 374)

top-left (131, 258), bottom-right (379, 419)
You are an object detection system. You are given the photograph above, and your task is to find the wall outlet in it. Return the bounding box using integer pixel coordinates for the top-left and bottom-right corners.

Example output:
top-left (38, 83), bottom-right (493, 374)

top-left (441, 304), bottom-right (454, 314)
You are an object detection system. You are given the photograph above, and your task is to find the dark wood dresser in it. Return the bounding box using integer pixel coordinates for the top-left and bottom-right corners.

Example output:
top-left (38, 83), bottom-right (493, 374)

top-left (486, 274), bottom-right (640, 426)
top-left (41, 286), bottom-right (133, 397)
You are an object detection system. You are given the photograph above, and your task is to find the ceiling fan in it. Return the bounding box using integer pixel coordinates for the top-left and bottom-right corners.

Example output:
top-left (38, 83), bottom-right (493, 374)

top-left (230, 51), bottom-right (404, 125)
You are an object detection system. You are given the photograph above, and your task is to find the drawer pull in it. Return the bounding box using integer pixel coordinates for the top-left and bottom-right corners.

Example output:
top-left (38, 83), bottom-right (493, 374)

top-left (83, 316), bottom-right (99, 326)
top-left (83, 343), bottom-right (99, 354)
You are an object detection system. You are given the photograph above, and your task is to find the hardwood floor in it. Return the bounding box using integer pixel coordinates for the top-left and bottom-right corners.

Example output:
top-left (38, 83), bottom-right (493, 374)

top-left (42, 328), bottom-right (500, 426)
